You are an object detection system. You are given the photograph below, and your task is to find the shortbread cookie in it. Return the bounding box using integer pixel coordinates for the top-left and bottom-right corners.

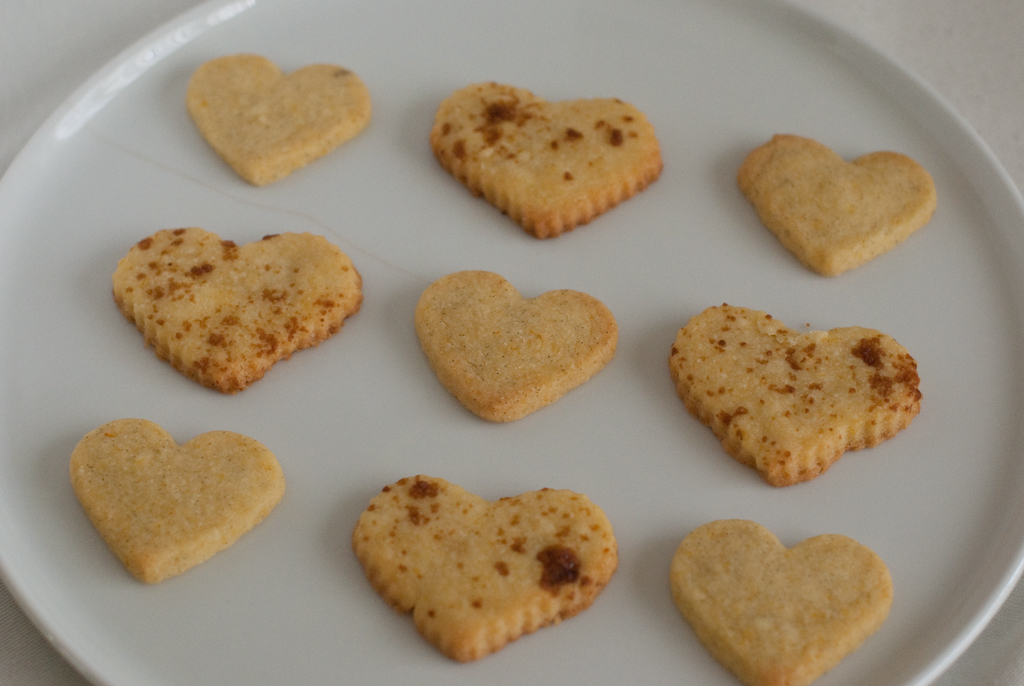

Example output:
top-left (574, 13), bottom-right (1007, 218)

top-left (186, 54), bottom-right (371, 185)
top-left (671, 519), bottom-right (892, 686)
top-left (112, 228), bottom-right (362, 393)
top-left (737, 134), bottom-right (936, 276)
top-left (414, 271), bottom-right (617, 421)
top-left (430, 82), bottom-right (662, 238)
top-left (668, 304), bottom-right (921, 486)
top-left (352, 475), bottom-right (617, 662)
top-left (70, 418), bottom-right (285, 583)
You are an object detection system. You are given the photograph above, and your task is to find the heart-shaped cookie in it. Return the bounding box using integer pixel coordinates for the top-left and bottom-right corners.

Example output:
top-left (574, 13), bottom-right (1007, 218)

top-left (70, 418), bottom-right (285, 583)
top-left (668, 304), bottom-right (921, 486)
top-left (737, 134), bottom-right (936, 276)
top-left (430, 82), bottom-right (663, 238)
top-left (112, 228), bottom-right (362, 393)
top-left (414, 271), bottom-right (618, 421)
top-left (352, 475), bottom-right (618, 662)
top-left (186, 54), bottom-right (371, 185)
top-left (671, 520), bottom-right (892, 686)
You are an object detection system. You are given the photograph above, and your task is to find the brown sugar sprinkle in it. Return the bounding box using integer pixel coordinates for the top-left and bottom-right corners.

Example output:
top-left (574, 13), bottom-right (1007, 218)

top-left (409, 479), bottom-right (440, 498)
top-left (537, 545), bottom-right (581, 591)
top-left (869, 354), bottom-right (922, 402)
top-left (852, 336), bottom-right (886, 368)
top-left (262, 288), bottom-right (287, 304)
top-left (406, 505), bottom-right (428, 525)
top-left (718, 406), bottom-right (748, 426)
top-left (894, 355), bottom-right (922, 388)
top-left (485, 101), bottom-right (517, 124)
top-left (482, 127), bottom-right (501, 146)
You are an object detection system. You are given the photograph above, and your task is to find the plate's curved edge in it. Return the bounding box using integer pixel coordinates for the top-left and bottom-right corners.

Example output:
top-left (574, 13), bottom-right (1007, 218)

top-left (0, 3), bottom-right (261, 684)
top-left (774, 0), bottom-right (1024, 231)
top-left (825, 23), bottom-right (1024, 686)
top-left (0, 0), bottom-right (255, 196)
top-left (766, 1), bottom-right (1024, 683)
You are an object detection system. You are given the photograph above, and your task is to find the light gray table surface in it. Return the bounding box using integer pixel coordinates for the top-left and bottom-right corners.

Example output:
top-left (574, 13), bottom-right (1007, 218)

top-left (2, 1), bottom-right (1023, 684)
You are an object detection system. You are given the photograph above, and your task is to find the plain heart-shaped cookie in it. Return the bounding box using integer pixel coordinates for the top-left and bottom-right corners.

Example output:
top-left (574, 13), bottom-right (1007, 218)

top-left (186, 54), bottom-right (371, 185)
top-left (112, 228), bottom-right (362, 393)
top-left (352, 475), bottom-right (618, 662)
top-left (430, 82), bottom-right (663, 238)
top-left (70, 418), bottom-right (285, 583)
top-left (668, 304), bottom-right (921, 486)
top-left (414, 271), bottom-right (618, 421)
top-left (737, 134), bottom-right (936, 276)
top-left (670, 520), bottom-right (892, 686)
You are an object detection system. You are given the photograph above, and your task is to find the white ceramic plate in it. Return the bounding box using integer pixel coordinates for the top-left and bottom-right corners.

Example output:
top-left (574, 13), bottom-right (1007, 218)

top-left (3, 0), bottom-right (1024, 684)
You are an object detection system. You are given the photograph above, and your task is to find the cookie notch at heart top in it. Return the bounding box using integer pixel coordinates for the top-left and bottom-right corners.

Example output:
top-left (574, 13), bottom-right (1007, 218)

top-left (186, 54), bottom-right (371, 186)
top-left (70, 418), bottom-right (285, 583)
top-left (414, 271), bottom-right (618, 421)
top-left (668, 304), bottom-right (921, 486)
top-left (738, 134), bottom-right (936, 276)
top-left (670, 520), bottom-right (893, 686)
top-left (430, 82), bottom-right (663, 238)
top-left (352, 475), bottom-right (618, 662)
top-left (112, 228), bottom-right (362, 393)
